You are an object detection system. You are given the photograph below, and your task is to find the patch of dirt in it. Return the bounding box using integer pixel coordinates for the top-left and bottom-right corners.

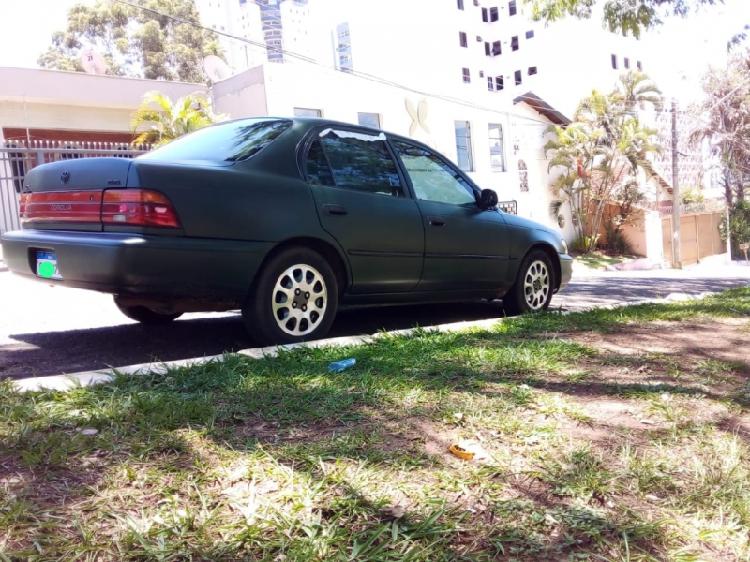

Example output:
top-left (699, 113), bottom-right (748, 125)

top-left (574, 318), bottom-right (750, 372)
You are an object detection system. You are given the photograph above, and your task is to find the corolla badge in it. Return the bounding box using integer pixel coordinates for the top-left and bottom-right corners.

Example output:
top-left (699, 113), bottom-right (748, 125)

top-left (60, 171), bottom-right (71, 185)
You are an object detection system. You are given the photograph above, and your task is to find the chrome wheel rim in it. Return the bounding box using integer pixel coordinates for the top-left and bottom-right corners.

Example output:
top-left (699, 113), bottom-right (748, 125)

top-left (523, 260), bottom-right (550, 311)
top-left (272, 264), bottom-right (327, 336)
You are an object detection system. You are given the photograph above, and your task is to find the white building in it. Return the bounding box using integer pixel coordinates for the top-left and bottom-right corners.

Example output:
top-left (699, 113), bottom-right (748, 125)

top-left (197, 0), bottom-right (646, 115)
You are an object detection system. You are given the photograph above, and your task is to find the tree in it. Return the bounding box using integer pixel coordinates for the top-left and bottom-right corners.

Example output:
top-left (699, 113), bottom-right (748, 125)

top-left (689, 49), bottom-right (750, 205)
top-left (526, 0), bottom-right (722, 38)
top-left (131, 91), bottom-right (222, 146)
top-left (546, 71), bottom-right (663, 253)
top-left (38, 0), bottom-right (221, 83)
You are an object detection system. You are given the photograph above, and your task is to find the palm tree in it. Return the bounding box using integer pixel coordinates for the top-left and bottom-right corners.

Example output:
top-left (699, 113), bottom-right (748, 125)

top-left (131, 91), bottom-right (222, 146)
top-left (546, 72), bottom-right (663, 253)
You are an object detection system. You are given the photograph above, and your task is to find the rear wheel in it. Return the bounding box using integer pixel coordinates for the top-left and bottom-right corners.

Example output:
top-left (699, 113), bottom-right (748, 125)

top-left (503, 249), bottom-right (555, 315)
top-left (114, 298), bottom-right (182, 325)
top-left (243, 247), bottom-right (338, 345)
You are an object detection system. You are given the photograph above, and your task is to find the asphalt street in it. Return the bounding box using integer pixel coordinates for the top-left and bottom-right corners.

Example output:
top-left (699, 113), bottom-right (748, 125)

top-left (1, 262), bottom-right (748, 380)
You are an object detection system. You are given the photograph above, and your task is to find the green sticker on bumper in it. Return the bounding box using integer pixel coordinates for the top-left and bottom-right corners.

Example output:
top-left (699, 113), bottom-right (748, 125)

top-left (38, 261), bottom-right (56, 278)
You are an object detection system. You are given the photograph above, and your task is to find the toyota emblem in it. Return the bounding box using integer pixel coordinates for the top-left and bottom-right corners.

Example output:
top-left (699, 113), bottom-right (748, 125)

top-left (60, 171), bottom-right (71, 185)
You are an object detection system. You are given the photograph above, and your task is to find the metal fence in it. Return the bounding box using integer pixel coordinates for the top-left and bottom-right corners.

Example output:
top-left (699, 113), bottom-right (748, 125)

top-left (0, 140), bottom-right (150, 235)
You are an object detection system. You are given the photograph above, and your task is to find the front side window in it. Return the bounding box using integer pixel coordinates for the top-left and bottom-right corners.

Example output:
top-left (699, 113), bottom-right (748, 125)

top-left (393, 141), bottom-right (476, 206)
top-left (454, 120), bottom-right (474, 172)
top-left (313, 128), bottom-right (403, 197)
top-left (488, 123), bottom-right (506, 172)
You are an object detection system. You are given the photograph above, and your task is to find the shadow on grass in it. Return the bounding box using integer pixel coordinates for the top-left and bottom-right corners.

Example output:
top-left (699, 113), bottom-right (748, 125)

top-left (2, 287), bottom-right (749, 559)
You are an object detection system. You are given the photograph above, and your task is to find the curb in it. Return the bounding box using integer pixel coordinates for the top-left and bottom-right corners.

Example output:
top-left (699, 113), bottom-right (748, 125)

top-left (11, 291), bottom-right (724, 393)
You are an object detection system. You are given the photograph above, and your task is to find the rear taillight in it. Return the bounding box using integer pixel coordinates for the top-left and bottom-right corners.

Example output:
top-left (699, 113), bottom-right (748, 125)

top-left (21, 190), bottom-right (103, 225)
top-left (101, 189), bottom-right (180, 228)
top-left (19, 193), bottom-right (28, 216)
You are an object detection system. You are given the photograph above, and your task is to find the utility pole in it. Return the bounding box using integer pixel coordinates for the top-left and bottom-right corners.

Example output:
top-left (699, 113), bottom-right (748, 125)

top-left (671, 98), bottom-right (682, 269)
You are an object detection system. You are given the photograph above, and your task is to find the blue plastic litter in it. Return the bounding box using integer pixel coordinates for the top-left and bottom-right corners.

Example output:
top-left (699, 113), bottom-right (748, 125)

top-left (328, 358), bottom-right (356, 373)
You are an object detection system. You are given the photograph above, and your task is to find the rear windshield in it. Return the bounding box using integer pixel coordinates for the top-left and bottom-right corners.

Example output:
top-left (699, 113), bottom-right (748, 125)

top-left (139, 119), bottom-right (292, 164)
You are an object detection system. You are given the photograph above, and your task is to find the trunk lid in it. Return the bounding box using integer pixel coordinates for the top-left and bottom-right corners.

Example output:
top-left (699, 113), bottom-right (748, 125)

top-left (21, 158), bottom-right (134, 231)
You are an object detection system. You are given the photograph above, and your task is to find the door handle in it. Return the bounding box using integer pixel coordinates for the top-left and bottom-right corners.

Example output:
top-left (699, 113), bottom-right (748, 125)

top-left (428, 216), bottom-right (445, 227)
top-left (323, 204), bottom-right (348, 216)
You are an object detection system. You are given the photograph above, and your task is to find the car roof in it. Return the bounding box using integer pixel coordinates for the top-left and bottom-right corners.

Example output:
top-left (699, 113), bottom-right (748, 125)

top-left (216, 116), bottom-right (425, 149)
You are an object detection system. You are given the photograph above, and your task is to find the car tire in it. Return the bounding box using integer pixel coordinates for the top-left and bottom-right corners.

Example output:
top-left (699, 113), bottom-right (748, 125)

top-left (243, 246), bottom-right (339, 345)
top-left (114, 299), bottom-right (183, 324)
top-left (503, 249), bottom-right (556, 315)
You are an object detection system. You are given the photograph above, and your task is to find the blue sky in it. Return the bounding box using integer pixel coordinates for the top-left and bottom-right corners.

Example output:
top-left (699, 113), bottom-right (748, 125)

top-left (0, 0), bottom-right (747, 101)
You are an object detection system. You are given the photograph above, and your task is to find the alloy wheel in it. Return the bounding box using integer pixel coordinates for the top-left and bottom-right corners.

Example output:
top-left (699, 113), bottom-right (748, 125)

top-left (272, 263), bottom-right (327, 336)
top-left (523, 259), bottom-right (550, 311)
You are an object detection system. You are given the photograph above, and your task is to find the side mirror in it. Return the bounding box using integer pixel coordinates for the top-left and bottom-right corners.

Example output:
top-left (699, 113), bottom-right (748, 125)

top-left (477, 188), bottom-right (498, 210)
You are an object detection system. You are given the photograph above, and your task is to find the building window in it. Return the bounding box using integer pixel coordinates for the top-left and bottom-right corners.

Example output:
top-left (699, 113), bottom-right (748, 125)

top-left (508, 0), bottom-right (517, 15)
top-left (496, 76), bottom-right (504, 90)
top-left (457, 0), bottom-right (464, 9)
top-left (454, 121), bottom-right (474, 172)
top-left (514, 70), bottom-right (522, 85)
top-left (525, 29), bottom-right (534, 39)
top-left (511, 36), bottom-right (519, 51)
top-left (459, 31), bottom-right (468, 47)
top-left (518, 159), bottom-right (529, 192)
top-left (488, 123), bottom-right (506, 172)
top-left (489, 6), bottom-right (499, 21)
top-left (528, 66), bottom-right (537, 75)
top-left (484, 41), bottom-right (491, 56)
top-left (357, 112), bottom-right (381, 129)
top-left (479, 70), bottom-right (485, 77)
top-left (294, 107), bottom-right (322, 117)
top-left (462, 67), bottom-right (471, 83)
top-left (487, 76), bottom-right (494, 91)
top-left (611, 54), bottom-right (618, 69)
top-left (492, 40), bottom-right (502, 55)
top-left (624, 57), bottom-right (630, 69)
top-left (334, 22), bottom-right (354, 71)
top-left (481, 7), bottom-right (488, 22)
top-left (637, 60), bottom-right (643, 71)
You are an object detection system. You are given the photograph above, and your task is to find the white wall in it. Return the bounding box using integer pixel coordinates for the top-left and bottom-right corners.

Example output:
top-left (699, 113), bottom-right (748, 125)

top-left (0, 67), bottom-right (208, 133)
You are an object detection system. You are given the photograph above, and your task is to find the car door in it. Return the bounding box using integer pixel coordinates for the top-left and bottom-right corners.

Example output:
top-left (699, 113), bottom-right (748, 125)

top-left (390, 139), bottom-right (511, 292)
top-left (304, 127), bottom-right (424, 293)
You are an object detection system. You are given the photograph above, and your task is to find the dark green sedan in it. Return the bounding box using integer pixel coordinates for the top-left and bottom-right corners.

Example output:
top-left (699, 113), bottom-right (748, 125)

top-left (1, 118), bottom-right (572, 344)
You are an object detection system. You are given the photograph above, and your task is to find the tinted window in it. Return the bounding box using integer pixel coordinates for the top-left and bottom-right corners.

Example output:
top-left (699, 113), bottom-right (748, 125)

top-left (306, 139), bottom-right (335, 186)
top-left (393, 141), bottom-right (476, 206)
top-left (318, 129), bottom-right (403, 197)
top-left (140, 119), bottom-right (291, 164)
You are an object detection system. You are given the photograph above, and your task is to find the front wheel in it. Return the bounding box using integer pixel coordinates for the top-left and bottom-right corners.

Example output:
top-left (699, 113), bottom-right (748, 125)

top-left (503, 250), bottom-right (556, 315)
top-left (242, 247), bottom-right (339, 345)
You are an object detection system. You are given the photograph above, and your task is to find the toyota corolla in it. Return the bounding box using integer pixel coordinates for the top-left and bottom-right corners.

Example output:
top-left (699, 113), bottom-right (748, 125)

top-left (1, 118), bottom-right (572, 344)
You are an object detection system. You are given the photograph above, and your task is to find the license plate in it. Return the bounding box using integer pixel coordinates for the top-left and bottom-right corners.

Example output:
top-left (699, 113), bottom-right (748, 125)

top-left (36, 250), bottom-right (62, 280)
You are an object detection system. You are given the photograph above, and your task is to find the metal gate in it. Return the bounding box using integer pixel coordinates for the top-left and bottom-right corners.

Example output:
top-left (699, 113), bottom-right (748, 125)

top-left (0, 140), bottom-right (150, 235)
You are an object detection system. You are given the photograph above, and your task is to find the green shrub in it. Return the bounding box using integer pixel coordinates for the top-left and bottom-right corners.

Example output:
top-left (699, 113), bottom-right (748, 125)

top-left (719, 200), bottom-right (750, 259)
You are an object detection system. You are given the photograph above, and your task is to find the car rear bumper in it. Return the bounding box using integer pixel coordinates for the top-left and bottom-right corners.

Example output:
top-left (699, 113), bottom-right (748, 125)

top-left (0, 229), bottom-right (271, 299)
top-left (558, 254), bottom-right (573, 290)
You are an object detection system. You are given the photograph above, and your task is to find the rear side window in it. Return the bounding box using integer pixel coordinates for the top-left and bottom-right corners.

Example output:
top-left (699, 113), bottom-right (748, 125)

top-left (140, 119), bottom-right (292, 164)
top-left (309, 128), bottom-right (403, 197)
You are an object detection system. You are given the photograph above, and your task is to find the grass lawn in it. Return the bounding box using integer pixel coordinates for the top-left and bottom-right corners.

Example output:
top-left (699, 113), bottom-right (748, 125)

top-left (2, 288), bottom-right (750, 561)
top-left (575, 252), bottom-right (636, 270)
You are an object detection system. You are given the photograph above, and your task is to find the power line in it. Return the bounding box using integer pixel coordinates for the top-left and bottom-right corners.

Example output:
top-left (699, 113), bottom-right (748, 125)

top-left (112, 0), bottom-right (558, 128)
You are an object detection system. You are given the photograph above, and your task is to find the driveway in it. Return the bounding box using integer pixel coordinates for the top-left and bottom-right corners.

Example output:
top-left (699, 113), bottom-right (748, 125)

top-left (1, 261), bottom-right (748, 380)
